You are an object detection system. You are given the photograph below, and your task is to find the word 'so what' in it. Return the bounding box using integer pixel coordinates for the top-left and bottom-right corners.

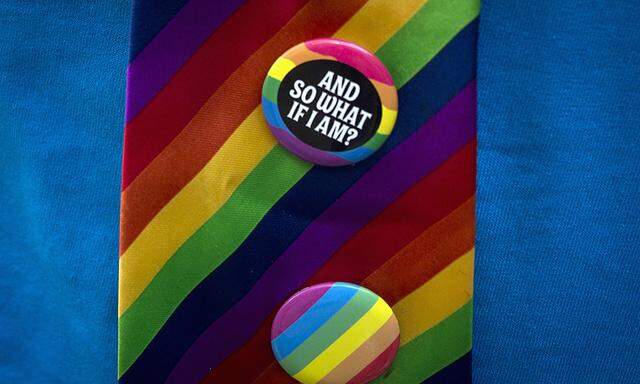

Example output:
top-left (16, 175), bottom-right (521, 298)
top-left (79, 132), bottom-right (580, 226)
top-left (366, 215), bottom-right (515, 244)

top-left (262, 39), bottom-right (397, 166)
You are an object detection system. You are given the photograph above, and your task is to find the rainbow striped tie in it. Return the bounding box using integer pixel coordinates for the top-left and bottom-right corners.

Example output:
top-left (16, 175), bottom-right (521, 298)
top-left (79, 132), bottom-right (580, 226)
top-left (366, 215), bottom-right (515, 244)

top-left (118, 0), bottom-right (478, 382)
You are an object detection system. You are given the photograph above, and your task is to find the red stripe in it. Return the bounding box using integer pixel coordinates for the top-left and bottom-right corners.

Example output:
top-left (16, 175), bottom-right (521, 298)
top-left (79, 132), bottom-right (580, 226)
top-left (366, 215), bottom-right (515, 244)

top-left (305, 141), bottom-right (476, 286)
top-left (250, 197), bottom-right (476, 384)
top-left (119, 0), bottom-right (368, 255)
top-left (122, 0), bottom-right (309, 189)
top-left (249, 355), bottom-right (296, 384)
top-left (201, 313), bottom-right (278, 383)
top-left (362, 197), bottom-right (475, 303)
top-left (201, 142), bottom-right (476, 383)
top-left (346, 337), bottom-right (400, 384)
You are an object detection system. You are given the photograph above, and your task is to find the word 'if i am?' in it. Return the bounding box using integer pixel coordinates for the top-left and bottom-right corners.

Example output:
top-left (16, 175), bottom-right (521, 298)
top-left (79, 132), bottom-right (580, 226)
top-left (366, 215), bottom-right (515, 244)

top-left (286, 70), bottom-right (373, 146)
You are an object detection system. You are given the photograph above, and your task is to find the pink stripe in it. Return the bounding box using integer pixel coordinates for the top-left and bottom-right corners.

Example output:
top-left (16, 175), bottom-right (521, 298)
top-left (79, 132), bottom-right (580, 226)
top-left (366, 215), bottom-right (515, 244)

top-left (270, 283), bottom-right (332, 339)
top-left (306, 39), bottom-right (394, 85)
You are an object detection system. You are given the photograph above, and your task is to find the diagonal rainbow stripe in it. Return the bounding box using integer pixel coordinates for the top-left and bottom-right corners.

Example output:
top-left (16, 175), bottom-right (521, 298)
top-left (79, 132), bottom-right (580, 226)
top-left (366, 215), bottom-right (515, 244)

top-left (162, 34), bottom-right (477, 384)
top-left (119, 0), bottom-right (367, 251)
top-left (119, 0), bottom-right (479, 382)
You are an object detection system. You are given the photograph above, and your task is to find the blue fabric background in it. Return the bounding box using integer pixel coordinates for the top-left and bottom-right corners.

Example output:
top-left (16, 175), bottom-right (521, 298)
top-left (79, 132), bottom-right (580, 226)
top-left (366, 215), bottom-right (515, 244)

top-left (1, 1), bottom-right (640, 383)
top-left (0, 1), bottom-right (129, 383)
top-left (475, 1), bottom-right (640, 383)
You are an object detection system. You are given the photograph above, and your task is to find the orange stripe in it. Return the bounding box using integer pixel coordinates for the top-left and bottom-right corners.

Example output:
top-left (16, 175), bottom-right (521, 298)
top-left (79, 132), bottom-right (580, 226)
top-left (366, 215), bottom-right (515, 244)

top-left (122, 0), bottom-right (311, 187)
top-left (345, 338), bottom-right (400, 384)
top-left (372, 80), bottom-right (398, 110)
top-left (362, 197), bottom-right (475, 301)
top-left (119, 0), bottom-right (368, 254)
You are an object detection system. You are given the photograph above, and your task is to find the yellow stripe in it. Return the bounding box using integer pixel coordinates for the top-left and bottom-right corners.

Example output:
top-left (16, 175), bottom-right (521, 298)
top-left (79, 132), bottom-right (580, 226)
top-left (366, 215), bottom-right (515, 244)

top-left (267, 57), bottom-right (296, 81)
top-left (293, 298), bottom-right (393, 384)
top-left (334, 0), bottom-right (429, 50)
top-left (118, 0), bottom-right (429, 316)
top-left (393, 249), bottom-right (474, 345)
top-left (118, 110), bottom-right (273, 315)
top-left (379, 106), bottom-right (398, 135)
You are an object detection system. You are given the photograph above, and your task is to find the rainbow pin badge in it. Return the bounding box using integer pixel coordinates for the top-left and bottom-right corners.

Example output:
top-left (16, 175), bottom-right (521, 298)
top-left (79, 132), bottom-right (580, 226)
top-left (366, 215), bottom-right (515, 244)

top-left (262, 39), bottom-right (398, 166)
top-left (271, 282), bottom-right (400, 384)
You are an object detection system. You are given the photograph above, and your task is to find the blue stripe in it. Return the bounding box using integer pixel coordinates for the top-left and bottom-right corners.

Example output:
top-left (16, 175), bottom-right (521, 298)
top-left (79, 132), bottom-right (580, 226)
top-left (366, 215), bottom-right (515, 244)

top-left (336, 145), bottom-right (374, 162)
top-left (129, 0), bottom-right (191, 60)
top-left (120, 19), bottom-right (478, 384)
top-left (272, 283), bottom-right (356, 360)
top-left (421, 352), bottom-right (471, 383)
top-left (262, 98), bottom-right (288, 130)
top-left (129, 0), bottom-right (246, 61)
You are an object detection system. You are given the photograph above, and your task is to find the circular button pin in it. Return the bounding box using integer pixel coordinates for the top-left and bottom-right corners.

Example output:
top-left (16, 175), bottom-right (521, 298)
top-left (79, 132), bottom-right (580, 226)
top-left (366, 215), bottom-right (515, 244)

top-left (271, 282), bottom-right (400, 384)
top-left (262, 39), bottom-right (398, 166)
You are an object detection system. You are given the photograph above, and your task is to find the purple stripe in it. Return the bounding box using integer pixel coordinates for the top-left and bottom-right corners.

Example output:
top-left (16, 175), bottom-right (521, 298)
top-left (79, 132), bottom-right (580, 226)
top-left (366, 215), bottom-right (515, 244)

top-left (125, 0), bottom-right (245, 122)
top-left (165, 82), bottom-right (476, 384)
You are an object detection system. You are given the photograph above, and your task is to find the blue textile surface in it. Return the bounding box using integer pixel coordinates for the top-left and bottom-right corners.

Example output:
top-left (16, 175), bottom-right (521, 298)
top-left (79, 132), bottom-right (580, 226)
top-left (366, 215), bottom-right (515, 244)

top-left (475, 1), bottom-right (640, 383)
top-left (0, 1), bottom-right (129, 383)
top-left (2, 1), bottom-right (640, 383)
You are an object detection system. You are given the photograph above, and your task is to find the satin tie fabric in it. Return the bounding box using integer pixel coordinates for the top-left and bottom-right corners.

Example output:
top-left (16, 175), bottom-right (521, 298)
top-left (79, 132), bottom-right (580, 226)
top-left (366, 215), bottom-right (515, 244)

top-left (118, 1), bottom-right (478, 382)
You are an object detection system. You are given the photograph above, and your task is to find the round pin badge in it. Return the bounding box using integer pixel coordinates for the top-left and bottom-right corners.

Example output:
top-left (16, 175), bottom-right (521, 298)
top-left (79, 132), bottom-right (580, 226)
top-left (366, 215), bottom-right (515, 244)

top-left (271, 282), bottom-right (400, 384)
top-left (262, 39), bottom-right (398, 166)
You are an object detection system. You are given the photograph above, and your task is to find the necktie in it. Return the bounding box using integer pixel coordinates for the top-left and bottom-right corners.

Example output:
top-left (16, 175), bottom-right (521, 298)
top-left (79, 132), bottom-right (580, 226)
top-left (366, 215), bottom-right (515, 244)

top-left (118, 1), bottom-right (479, 382)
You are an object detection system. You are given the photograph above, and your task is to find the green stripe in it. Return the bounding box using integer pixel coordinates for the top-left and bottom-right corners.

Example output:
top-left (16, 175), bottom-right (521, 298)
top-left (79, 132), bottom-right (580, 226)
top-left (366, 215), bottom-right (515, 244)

top-left (364, 132), bottom-right (389, 151)
top-left (372, 301), bottom-right (473, 383)
top-left (119, 0), bottom-right (480, 375)
top-left (119, 146), bottom-right (310, 375)
top-left (262, 76), bottom-right (280, 103)
top-left (280, 290), bottom-right (378, 375)
top-left (377, 0), bottom-right (480, 87)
